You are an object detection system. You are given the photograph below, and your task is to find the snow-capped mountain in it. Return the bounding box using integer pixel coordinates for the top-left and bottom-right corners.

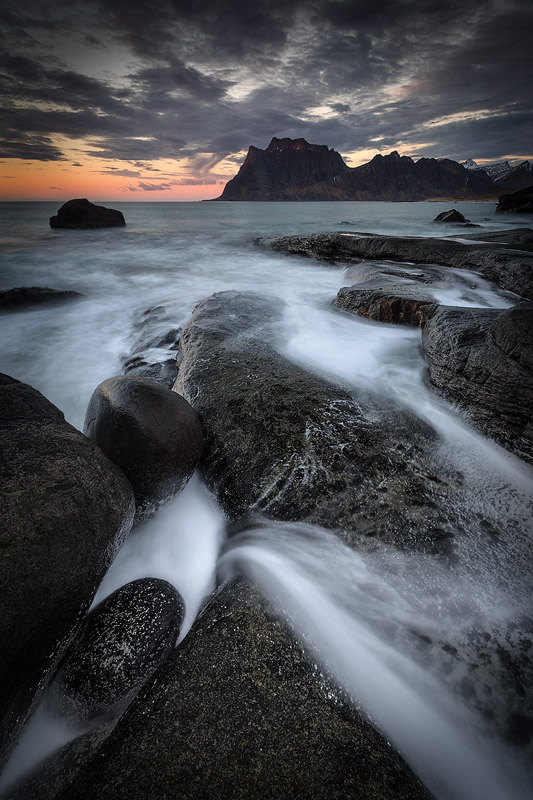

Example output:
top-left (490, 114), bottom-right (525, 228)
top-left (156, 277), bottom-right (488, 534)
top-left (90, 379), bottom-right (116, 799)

top-left (461, 158), bottom-right (514, 181)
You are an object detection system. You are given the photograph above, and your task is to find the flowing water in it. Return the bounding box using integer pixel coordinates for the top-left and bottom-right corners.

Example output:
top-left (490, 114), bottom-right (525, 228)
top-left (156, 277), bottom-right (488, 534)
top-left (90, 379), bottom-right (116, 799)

top-left (1, 201), bottom-right (532, 797)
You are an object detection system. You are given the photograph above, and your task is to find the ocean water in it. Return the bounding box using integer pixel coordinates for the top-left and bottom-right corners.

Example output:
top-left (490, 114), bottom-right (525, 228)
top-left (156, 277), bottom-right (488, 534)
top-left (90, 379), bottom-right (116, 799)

top-left (1, 201), bottom-right (532, 798)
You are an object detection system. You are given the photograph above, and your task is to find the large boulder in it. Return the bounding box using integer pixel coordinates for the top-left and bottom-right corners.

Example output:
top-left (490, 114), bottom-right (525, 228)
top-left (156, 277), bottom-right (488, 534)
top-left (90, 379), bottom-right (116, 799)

top-left (0, 374), bottom-right (135, 768)
top-left (57, 580), bottom-right (431, 800)
top-left (49, 199), bottom-right (125, 229)
top-left (174, 291), bottom-right (489, 554)
top-left (84, 375), bottom-right (203, 516)
top-left (496, 186), bottom-right (533, 213)
top-left (434, 209), bottom-right (469, 223)
top-left (48, 578), bottom-right (185, 724)
top-left (0, 287), bottom-right (83, 311)
top-left (422, 303), bottom-right (533, 463)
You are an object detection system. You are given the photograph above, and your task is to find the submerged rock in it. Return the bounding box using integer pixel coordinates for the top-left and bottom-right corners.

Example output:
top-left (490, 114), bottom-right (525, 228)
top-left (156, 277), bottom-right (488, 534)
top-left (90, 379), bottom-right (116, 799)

top-left (422, 303), bottom-right (533, 463)
top-left (84, 375), bottom-right (203, 516)
top-left (49, 199), bottom-right (125, 229)
top-left (0, 374), bottom-right (134, 768)
top-left (48, 578), bottom-right (184, 723)
top-left (57, 580), bottom-right (431, 800)
top-left (174, 291), bottom-right (482, 554)
top-left (496, 186), bottom-right (533, 213)
top-left (122, 305), bottom-right (180, 389)
top-left (434, 209), bottom-right (469, 223)
top-left (0, 287), bottom-right (83, 310)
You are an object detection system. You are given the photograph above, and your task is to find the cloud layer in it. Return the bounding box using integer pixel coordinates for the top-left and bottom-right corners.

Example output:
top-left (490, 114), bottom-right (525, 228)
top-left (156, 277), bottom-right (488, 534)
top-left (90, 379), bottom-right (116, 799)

top-left (1, 0), bottom-right (531, 190)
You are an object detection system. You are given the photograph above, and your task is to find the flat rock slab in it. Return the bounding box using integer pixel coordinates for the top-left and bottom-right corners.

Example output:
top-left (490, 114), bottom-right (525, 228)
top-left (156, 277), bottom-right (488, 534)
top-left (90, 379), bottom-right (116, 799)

top-left (422, 303), bottom-right (533, 463)
top-left (174, 291), bottom-right (490, 555)
top-left (334, 278), bottom-right (436, 325)
top-left (0, 287), bottom-right (83, 310)
top-left (57, 580), bottom-right (431, 800)
top-left (261, 232), bottom-right (533, 299)
top-left (0, 374), bottom-right (134, 767)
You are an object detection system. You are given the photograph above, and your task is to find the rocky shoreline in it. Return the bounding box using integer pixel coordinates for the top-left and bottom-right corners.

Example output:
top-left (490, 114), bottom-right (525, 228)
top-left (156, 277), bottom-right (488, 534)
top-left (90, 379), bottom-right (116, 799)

top-left (1, 227), bottom-right (532, 798)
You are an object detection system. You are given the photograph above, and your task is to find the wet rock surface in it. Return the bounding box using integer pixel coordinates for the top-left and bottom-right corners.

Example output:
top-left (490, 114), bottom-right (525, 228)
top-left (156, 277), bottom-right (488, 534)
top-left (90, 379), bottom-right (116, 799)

top-left (49, 199), bottom-right (125, 229)
top-left (84, 375), bottom-right (203, 516)
top-left (122, 305), bottom-right (180, 389)
top-left (57, 580), bottom-right (431, 800)
top-left (422, 303), bottom-right (533, 463)
top-left (48, 578), bottom-right (185, 723)
top-left (334, 278), bottom-right (436, 325)
top-left (261, 231), bottom-right (533, 299)
top-left (0, 287), bottom-right (83, 310)
top-left (175, 291), bottom-right (490, 554)
top-left (496, 186), bottom-right (533, 213)
top-left (0, 374), bottom-right (135, 768)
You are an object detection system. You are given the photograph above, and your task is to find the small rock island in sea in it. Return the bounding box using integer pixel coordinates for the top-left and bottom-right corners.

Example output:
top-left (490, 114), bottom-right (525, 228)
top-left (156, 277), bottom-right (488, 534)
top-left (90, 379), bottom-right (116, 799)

top-left (50, 198), bottom-right (126, 229)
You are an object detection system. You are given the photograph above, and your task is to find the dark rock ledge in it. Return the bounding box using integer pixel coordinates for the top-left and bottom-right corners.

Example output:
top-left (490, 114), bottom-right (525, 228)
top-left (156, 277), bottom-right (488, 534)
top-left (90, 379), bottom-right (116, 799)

top-left (0, 287), bottom-right (83, 310)
top-left (259, 229), bottom-right (533, 299)
top-left (56, 580), bottom-right (431, 800)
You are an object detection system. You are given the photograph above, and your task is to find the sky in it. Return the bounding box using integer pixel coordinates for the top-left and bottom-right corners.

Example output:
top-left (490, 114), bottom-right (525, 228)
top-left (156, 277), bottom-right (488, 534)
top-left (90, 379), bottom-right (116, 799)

top-left (1, 0), bottom-right (532, 201)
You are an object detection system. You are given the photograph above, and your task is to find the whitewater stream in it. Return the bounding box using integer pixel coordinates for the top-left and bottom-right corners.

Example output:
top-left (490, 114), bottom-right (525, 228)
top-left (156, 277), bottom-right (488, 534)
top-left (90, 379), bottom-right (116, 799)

top-left (0, 201), bottom-right (532, 798)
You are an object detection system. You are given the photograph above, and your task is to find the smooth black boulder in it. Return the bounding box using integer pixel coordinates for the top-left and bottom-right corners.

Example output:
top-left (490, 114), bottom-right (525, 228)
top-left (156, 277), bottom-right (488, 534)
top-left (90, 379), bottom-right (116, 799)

top-left (434, 209), bottom-right (469, 223)
top-left (57, 580), bottom-right (431, 800)
top-left (496, 185), bottom-right (533, 213)
top-left (422, 303), bottom-right (533, 463)
top-left (0, 287), bottom-right (82, 310)
top-left (49, 199), bottom-right (125, 229)
top-left (48, 578), bottom-right (184, 723)
top-left (0, 374), bottom-right (135, 768)
top-left (84, 375), bottom-right (203, 515)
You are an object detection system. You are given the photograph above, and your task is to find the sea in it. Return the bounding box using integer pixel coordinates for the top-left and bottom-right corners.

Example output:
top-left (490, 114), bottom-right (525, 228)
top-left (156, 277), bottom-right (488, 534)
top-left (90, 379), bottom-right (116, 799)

top-left (1, 201), bottom-right (532, 799)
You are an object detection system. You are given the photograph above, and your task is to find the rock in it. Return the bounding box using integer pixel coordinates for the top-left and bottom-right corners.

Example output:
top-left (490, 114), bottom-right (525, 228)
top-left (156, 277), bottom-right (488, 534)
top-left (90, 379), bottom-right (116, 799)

top-left (334, 280), bottom-right (436, 326)
top-left (122, 305), bottom-right (180, 389)
top-left (0, 287), bottom-right (83, 310)
top-left (496, 185), bottom-right (533, 213)
top-left (57, 580), bottom-right (431, 800)
top-left (422, 303), bottom-right (533, 463)
top-left (49, 199), bottom-right (125, 229)
top-left (5, 720), bottom-right (117, 800)
top-left (84, 375), bottom-right (203, 516)
top-left (48, 578), bottom-right (184, 723)
top-left (0, 374), bottom-right (135, 768)
top-left (174, 291), bottom-right (488, 554)
top-left (434, 209), bottom-right (469, 223)
top-left (261, 232), bottom-right (533, 299)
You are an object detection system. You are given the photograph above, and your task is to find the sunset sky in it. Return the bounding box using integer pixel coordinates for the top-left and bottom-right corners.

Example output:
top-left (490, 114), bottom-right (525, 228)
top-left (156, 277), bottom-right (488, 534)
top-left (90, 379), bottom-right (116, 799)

top-left (1, 0), bottom-right (532, 201)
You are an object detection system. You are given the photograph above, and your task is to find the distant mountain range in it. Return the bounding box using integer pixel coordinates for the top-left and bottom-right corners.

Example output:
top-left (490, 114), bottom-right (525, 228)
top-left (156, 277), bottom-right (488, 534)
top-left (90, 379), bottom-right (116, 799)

top-left (461, 157), bottom-right (533, 190)
top-left (214, 137), bottom-right (531, 201)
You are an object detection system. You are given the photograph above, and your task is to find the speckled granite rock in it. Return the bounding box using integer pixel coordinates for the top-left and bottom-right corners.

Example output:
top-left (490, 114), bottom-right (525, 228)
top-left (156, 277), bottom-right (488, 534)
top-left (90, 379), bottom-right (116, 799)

top-left (48, 578), bottom-right (185, 723)
top-left (0, 374), bottom-right (134, 769)
top-left (57, 580), bottom-right (431, 800)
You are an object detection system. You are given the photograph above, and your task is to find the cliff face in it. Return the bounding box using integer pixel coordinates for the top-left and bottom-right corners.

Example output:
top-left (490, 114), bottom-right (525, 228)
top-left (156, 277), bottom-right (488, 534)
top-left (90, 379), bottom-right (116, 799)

top-left (214, 139), bottom-right (498, 201)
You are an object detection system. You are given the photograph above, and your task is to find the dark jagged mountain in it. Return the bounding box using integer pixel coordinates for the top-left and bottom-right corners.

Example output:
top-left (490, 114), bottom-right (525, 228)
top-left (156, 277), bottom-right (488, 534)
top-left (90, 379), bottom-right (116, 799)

top-left (214, 138), bottom-right (497, 201)
top-left (216, 137), bottom-right (355, 201)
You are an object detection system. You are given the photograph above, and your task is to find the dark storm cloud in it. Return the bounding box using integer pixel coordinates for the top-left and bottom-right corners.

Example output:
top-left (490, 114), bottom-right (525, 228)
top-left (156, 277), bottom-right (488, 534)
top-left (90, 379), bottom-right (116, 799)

top-left (1, 0), bottom-right (532, 168)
